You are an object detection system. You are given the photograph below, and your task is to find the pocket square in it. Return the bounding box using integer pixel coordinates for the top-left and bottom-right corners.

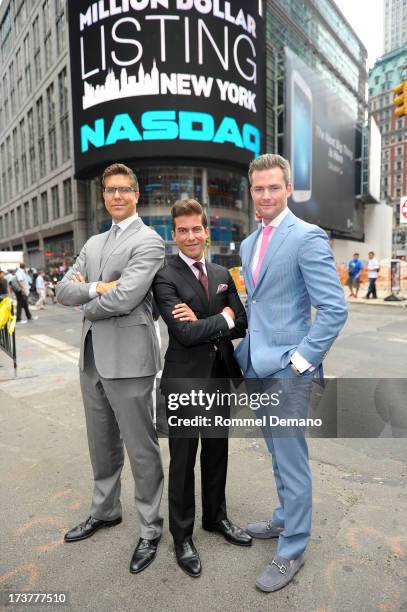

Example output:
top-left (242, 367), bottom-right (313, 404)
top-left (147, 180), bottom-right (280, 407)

top-left (216, 283), bottom-right (228, 294)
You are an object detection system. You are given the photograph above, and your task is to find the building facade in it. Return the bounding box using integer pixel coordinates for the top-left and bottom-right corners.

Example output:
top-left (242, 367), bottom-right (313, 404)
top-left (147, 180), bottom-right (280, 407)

top-left (0, 0), bottom-right (372, 270)
top-left (369, 46), bottom-right (407, 257)
top-left (384, 0), bottom-right (407, 55)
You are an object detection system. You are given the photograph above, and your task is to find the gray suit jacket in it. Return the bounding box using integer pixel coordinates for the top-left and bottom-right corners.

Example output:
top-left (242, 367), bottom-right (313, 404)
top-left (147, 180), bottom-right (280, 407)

top-left (56, 217), bottom-right (165, 379)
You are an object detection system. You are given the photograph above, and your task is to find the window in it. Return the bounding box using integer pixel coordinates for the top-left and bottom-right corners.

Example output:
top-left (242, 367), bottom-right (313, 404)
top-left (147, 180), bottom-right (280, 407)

top-left (43, 0), bottom-right (53, 71)
top-left (16, 206), bottom-right (22, 233)
top-left (36, 97), bottom-right (46, 177)
top-left (24, 34), bottom-right (32, 94)
top-left (63, 178), bottom-right (72, 215)
top-left (15, 1), bottom-right (27, 37)
top-left (0, 143), bottom-right (7, 202)
top-left (24, 201), bottom-right (30, 230)
top-left (41, 191), bottom-right (49, 223)
top-left (51, 185), bottom-right (60, 219)
top-left (55, 0), bottom-right (65, 56)
top-left (12, 128), bottom-right (19, 195)
top-left (20, 118), bottom-right (28, 190)
top-left (47, 83), bottom-right (57, 169)
top-left (3, 74), bottom-right (8, 123)
top-left (33, 16), bottom-right (42, 84)
top-left (6, 136), bottom-right (12, 198)
top-left (27, 108), bottom-right (37, 182)
top-left (0, 81), bottom-right (3, 133)
top-left (9, 60), bottom-right (16, 111)
top-left (59, 67), bottom-right (70, 161)
top-left (32, 197), bottom-right (38, 226)
top-left (10, 210), bottom-right (15, 235)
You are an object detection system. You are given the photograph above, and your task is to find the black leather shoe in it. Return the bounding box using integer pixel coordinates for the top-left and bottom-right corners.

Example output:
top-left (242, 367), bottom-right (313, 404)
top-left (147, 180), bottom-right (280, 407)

top-left (129, 536), bottom-right (161, 574)
top-left (64, 516), bottom-right (122, 542)
top-left (174, 538), bottom-right (202, 577)
top-left (203, 518), bottom-right (252, 546)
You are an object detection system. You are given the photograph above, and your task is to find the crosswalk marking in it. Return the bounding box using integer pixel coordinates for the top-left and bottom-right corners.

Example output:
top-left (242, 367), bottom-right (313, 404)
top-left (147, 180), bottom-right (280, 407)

top-left (26, 334), bottom-right (79, 364)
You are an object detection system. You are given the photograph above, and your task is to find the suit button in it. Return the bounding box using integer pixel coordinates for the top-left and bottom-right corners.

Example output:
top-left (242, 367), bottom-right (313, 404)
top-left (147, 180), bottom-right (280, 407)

top-left (252, 300), bottom-right (257, 304)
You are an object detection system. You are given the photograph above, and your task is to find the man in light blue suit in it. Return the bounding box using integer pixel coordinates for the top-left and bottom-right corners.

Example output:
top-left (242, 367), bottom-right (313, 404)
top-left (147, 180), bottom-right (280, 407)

top-left (234, 153), bottom-right (347, 592)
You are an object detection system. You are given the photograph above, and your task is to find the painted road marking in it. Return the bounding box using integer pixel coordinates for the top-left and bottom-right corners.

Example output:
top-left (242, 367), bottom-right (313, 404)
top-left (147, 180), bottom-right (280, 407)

top-left (26, 335), bottom-right (79, 364)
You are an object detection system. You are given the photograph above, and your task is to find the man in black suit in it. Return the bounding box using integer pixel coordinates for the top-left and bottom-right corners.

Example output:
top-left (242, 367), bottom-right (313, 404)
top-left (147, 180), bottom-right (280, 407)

top-left (153, 199), bottom-right (252, 577)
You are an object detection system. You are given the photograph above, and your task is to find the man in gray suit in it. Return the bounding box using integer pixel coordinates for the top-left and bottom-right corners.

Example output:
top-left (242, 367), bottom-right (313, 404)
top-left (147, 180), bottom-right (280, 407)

top-left (56, 163), bottom-right (165, 574)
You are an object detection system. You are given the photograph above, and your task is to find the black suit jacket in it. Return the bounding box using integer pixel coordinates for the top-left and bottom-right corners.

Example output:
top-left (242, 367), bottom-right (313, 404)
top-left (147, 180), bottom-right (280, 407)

top-left (153, 256), bottom-right (247, 383)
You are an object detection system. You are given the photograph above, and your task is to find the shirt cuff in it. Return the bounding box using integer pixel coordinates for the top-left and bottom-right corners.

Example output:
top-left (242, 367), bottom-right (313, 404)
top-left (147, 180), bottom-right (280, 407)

top-left (291, 351), bottom-right (315, 373)
top-left (89, 282), bottom-right (98, 299)
top-left (221, 311), bottom-right (235, 329)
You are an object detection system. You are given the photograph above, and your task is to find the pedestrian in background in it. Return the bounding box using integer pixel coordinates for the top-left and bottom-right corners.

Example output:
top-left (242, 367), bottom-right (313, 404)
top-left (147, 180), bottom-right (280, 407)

top-left (14, 263), bottom-right (37, 324)
top-left (0, 269), bottom-right (9, 299)
top-left (35, 270), bottom-right (47, 309)
top-left (365, 251), bottom-right (379, 299)
top-left (347, 252), bottom-right (362, 298)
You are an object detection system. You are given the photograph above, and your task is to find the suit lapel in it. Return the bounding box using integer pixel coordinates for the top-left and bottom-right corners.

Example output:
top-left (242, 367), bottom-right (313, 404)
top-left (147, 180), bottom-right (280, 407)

top-left (205, 261), bottom-right (218, 314)
top-left (243, 227), bottom-right (261, 294)
top-left (96, 217), bottom-right (142, 279)
top-left (174, 256), bottom-right (209, 311)
top-left (254, 211), bottom-right (295, 290)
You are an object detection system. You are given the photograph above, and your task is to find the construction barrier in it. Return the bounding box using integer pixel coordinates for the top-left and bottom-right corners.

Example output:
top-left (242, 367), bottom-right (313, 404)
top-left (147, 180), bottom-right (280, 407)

top-left (0, 297), bottom-right (17, 373)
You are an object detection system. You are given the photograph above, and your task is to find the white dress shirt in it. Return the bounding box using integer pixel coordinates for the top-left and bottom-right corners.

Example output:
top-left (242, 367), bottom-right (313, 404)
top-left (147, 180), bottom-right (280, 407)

top-left (178, 251), bottom-right (234, 329)
top-left (251, 207), bottom-right (313, 373)
top-left (89, 213), bottom-right (139, 298)
top-left (367, 258), bottom-right (379, 279)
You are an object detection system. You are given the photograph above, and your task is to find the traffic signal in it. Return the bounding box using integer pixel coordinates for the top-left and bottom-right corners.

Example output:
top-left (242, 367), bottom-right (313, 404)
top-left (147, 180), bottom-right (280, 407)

top-left (394, 80), bottom-right (407, 117)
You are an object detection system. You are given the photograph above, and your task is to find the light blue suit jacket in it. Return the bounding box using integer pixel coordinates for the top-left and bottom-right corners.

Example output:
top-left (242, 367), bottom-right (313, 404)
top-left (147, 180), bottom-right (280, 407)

top-left (234, 209), bottom-right (348, 377)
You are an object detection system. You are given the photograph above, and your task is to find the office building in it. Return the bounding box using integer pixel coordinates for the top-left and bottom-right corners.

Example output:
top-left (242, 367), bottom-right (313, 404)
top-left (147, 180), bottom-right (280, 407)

top-left (0, 0), bottom-right (382, 270)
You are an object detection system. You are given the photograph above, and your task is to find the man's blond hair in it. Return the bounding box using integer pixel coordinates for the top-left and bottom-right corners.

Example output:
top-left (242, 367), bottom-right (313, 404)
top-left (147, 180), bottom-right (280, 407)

top-left (248, 154), bottom-right (291, 186)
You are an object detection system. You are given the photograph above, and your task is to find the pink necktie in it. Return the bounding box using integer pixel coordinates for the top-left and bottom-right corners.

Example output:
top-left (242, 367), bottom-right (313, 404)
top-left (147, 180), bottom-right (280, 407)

top-left (253, 225), bottom-right (274, 285)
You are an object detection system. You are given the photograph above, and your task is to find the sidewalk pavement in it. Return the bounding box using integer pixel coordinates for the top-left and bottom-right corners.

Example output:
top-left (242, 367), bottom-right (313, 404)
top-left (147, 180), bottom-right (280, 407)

top-left (1, 326), bottom-right (406, 612)
top-left (344, 288), bottom-right (407, 307)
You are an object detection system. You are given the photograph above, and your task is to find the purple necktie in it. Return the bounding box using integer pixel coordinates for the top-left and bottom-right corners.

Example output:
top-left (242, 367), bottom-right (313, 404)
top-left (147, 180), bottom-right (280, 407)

top-left (253, 225), bottom-right (274, 285)
top-left (193, 261), bottom-right (209, 300)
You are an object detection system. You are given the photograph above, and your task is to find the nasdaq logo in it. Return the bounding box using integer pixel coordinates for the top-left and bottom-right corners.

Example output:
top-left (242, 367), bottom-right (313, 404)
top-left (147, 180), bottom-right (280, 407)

top-left (80, 111), bottom-right (261, 157)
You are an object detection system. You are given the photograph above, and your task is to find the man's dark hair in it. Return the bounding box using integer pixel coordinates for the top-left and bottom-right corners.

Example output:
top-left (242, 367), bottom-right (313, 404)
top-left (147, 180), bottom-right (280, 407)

top-left (353, 253), bottom-right (359, 257)
top-left (368, 251), bottom-right (375, 256)
top-left (20, 263), bottom-right (26, 269)
top-left (171, 198), bottom-right (208, 231)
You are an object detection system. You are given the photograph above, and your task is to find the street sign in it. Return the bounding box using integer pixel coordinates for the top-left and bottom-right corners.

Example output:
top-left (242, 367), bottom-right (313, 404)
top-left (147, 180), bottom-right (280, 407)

top-left (400, 196), bottom-right (407, 225)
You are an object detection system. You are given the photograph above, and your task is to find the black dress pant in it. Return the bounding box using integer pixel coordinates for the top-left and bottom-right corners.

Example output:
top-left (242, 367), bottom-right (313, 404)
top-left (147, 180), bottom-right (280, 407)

top-left (167, 353), bottom-right (230, 542)
top-left (16, 292), bottom-right (32, 321)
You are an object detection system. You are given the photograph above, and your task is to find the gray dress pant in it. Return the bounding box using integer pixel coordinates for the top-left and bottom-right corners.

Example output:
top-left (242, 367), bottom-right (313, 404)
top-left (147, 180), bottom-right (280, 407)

top-left (79, 333), bottom-right (164, 539)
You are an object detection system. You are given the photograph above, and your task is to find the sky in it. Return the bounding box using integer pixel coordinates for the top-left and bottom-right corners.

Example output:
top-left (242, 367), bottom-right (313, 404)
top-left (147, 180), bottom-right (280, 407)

top-left (334, 0), bottom-right (384, 68)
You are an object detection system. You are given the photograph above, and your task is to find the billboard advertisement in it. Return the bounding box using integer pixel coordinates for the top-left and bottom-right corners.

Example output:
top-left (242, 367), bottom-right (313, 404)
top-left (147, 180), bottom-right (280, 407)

top-left (68, 0), bottom-right (266, 178)
top-left (284, 47), bottom-right (358, 234)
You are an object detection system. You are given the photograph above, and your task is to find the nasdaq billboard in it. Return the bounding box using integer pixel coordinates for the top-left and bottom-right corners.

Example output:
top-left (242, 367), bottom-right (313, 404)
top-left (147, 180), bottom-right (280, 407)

top-left (68, 0), bottom-right (266, 178)
top-left (284, 47), bottom-right (358, 234)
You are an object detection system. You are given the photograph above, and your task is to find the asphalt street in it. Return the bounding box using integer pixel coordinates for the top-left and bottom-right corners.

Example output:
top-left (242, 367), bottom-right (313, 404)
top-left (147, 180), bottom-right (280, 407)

top-left (0, 300), bottom-right (406, 612)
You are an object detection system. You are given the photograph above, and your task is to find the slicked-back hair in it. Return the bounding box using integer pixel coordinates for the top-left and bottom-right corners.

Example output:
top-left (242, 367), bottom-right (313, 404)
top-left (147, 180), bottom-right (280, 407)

top-left (171, 199), bottom-right (208, 231)
top-left (248, 154), bottom-right (291, 186)
top-left (102, 163), bottom-right (139, 191)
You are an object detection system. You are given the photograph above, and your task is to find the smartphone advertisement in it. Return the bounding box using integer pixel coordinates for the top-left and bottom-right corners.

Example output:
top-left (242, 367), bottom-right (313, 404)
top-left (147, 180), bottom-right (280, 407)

top-left (284, 47), bottom-right (358, 234)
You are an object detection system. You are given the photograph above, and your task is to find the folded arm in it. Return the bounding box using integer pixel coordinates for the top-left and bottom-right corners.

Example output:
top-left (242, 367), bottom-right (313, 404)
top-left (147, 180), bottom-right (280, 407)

top-left (84, 236), bottom-right (165, 321)
top-left (153, 273), bottom-right (233, 347)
